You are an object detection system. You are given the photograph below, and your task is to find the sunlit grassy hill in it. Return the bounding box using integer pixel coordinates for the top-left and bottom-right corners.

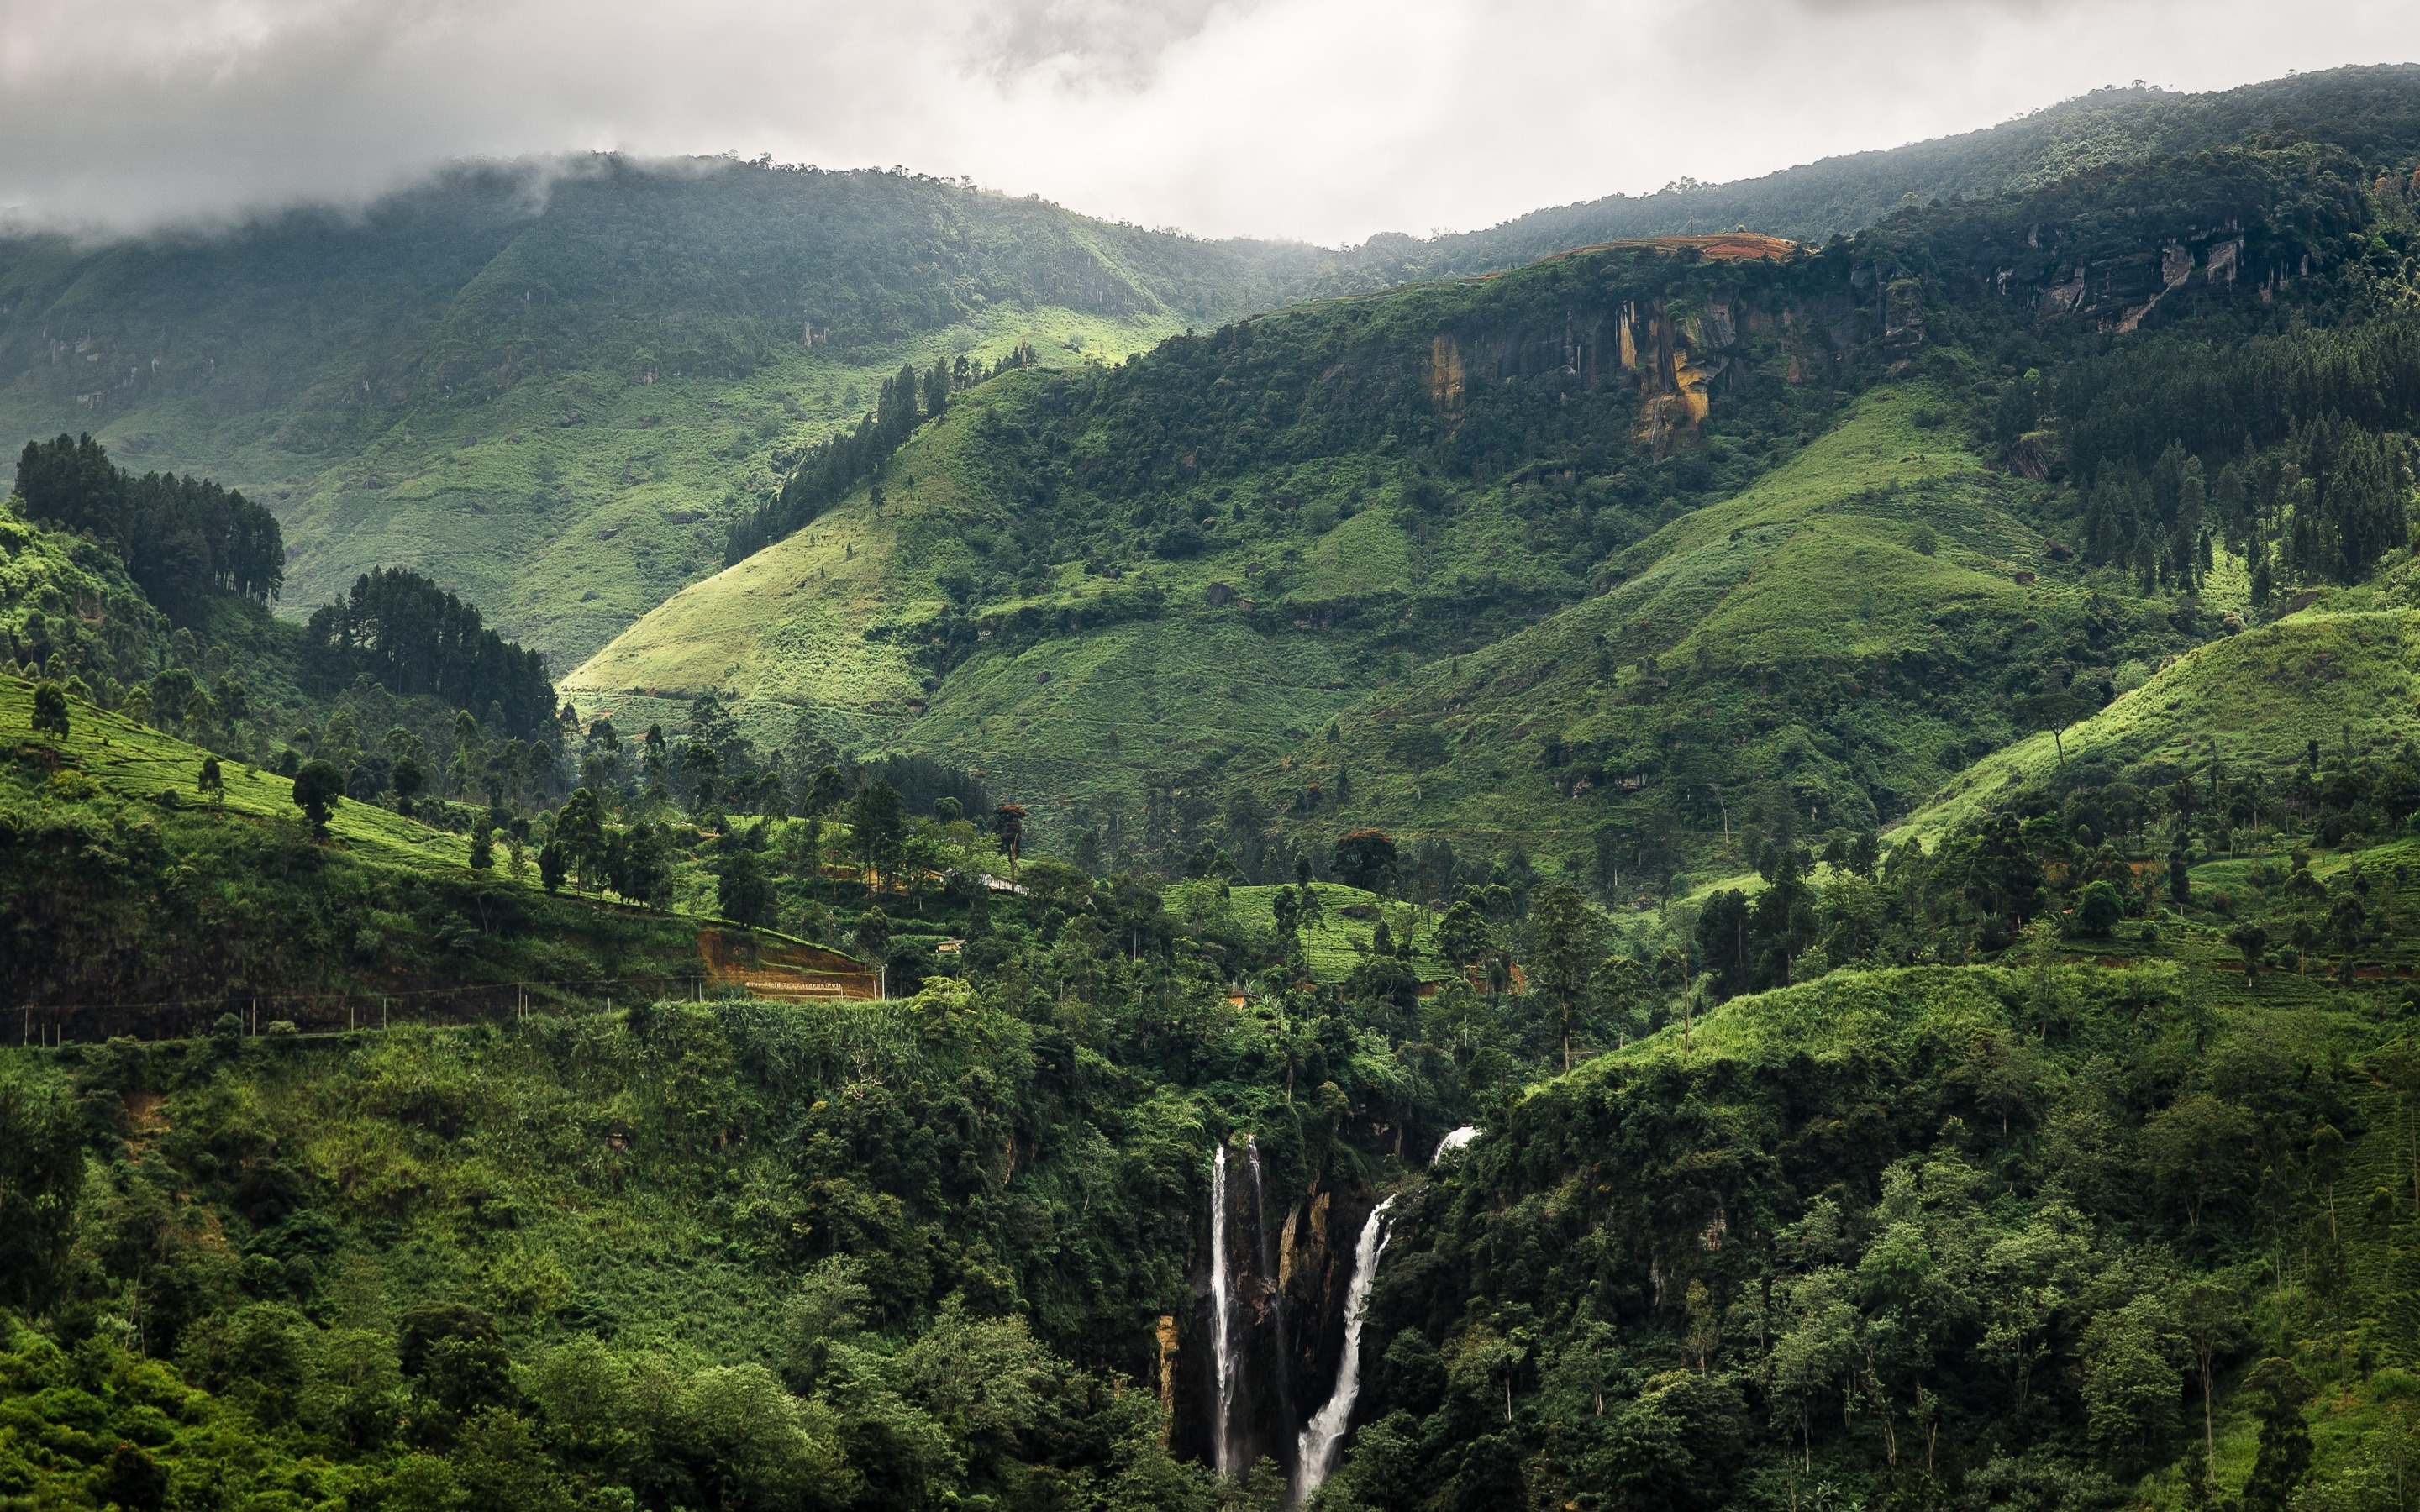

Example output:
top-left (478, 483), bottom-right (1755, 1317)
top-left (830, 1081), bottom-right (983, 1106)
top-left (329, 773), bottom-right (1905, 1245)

top-left (563, 118), bottom-right (2374, 877)
top-left (0, 675), bottom-right (755, 1015)
top-left (566, 234), bottom-right (1865, 848)
top-left (1899, 608), bottom-right (2420, 843)
top-left (1298, 386), bottom-right (2193, 879)
top-left (0, 161), bottom-right (1364, 669)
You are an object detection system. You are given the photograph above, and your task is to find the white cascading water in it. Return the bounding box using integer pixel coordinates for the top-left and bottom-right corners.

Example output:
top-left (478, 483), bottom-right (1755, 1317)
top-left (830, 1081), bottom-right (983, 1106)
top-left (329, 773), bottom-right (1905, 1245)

top-left (1294, 1196), bottom-right (1395, 1503)
top-left (1433, 1126), bottom-right (1481, 1164)
top-left (1211, 1143), bottom-right (1237, 1478)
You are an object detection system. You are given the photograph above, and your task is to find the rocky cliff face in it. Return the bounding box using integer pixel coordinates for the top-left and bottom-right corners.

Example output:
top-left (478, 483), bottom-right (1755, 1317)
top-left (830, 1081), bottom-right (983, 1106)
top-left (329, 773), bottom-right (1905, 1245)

top-left (1173, 1152), bottom-right (1386, 1484)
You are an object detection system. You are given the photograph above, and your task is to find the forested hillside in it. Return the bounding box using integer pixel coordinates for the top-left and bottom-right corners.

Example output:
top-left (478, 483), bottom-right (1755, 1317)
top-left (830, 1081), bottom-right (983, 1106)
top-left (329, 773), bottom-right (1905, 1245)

top-left (1421, 65), bottom-right (2420, 271)
top-left (0, 161), bottom-right (1355, 668)
top-left (573, 120), bottom-right (2420, 887)
top-left (18, 66), bottom-right (2420, 675)
top-left (25, 55), bottom-right (2420, 1512)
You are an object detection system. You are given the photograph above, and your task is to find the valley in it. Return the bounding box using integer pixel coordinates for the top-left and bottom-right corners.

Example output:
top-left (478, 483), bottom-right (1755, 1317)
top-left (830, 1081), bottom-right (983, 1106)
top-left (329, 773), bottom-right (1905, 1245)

top-left (14, 60), bottom-right (2420, 1512)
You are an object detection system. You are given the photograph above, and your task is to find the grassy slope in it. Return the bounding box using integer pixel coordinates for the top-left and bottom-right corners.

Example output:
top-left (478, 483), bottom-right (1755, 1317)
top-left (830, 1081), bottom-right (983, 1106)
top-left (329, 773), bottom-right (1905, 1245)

top-left (562, 371), bottom-right (1580, 816)
top-left (273, 306), bottom-right (1191, 669)
top-left (569, 378), bottom-right (2196, 882)
top-left (0, 164), bottom-right (1323, 671)
top-left (0, 675), bottom-right (823, 1013)
top-left (1305, 385), bottom-right (2180, 875)
top-left (0, 674), bottom-right (483, 874)
top-left (579, 131), bottom-right (2353, 872)
top-left (1899, 607), bottom-right (2420, 843)
top-left (565, 234), bottom-right (1854, 837)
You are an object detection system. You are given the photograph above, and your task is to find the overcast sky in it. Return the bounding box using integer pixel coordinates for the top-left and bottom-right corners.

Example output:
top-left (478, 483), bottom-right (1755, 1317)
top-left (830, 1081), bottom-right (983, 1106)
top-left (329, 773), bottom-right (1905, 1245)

top-left (4, 0), bottom-right (2419, 245)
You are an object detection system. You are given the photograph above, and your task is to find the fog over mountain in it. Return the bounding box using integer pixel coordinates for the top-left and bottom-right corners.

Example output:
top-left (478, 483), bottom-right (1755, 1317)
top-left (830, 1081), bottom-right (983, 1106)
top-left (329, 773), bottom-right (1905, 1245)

top-left (4, 0), bottom-right (2418, 244)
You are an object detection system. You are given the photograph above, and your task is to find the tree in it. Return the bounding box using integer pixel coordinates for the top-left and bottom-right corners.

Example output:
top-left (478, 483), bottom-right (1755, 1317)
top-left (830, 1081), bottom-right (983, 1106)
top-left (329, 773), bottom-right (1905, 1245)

top-left (2075, 879), bottom-right (2123, 937)
top-left (2168, 846), bottom-right (2192, 907)
top-left (2176, 1282), bottom-right (2240, 1492)
top-left (392, 755), bottom-right (426, 816)
top-left (468, 817), bottom-right (494, 872)
top-left (803, 764), bottom-right (845, 817)
top-left (1597, 954), bottom-right (1655, 1047)
top-left (992, 803), bottom-right (1027, 880)
top-left (1271, 886), bottom-right (1305, 959)
top-left (0, 1065), bottom-right (87, 1312)
top-left (292, 759), bottom-right (345, 837)
top-left (782, 1256), bottom-right (871, 1389)
top-left (2228, 921), bottom-right (2270, 979)
top-left (1332, 829), bottom-right (1400, 894)
top-left (608, 824), bottom-right (675, 909)
top-left (1695, 890), bottom-right (1754, 1000)
top-left (851, 781), bottom-right (907, 880)
top-left (539, 842), bottom-right (566, 893)
top-left (29, 681), bottom-right (67, 738)
top-left (2331, 893), bottom-right (2368, 977)
top-left (789, 817), bottom-right (824, 880)
top-left (1528, 882), bottom-right (1602, 1070)
top-left (2013, 689), bottom-right (2091, 771)
top-left (2080, 1294), bottom-right (2187, 1463)
top-left (2142, 1093), bottom-right (2256, 1230)
top-left (642, 723), bottom-right (671, 801)
top-left (1437, 900), bottom-right (1491, 984)
top-left (197, 755), bottom-right (224, 805)
top-left (682, 741), bottom-right (723, 818)
top-left (1847, 829), bottom-right (1881, 879)
top-left (2238, 1357), bottom-right (2314, 1512)
top-left (855, 906), bottom-right (893, 996)
top-left (717, 850), bottom-right (775, 927)
top-left (555, 788), bottom-right (610, 888)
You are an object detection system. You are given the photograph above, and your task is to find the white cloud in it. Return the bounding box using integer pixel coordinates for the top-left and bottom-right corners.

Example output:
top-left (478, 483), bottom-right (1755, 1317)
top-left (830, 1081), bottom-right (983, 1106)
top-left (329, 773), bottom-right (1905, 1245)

top-left (2, 0), bottom-right (2417, 242)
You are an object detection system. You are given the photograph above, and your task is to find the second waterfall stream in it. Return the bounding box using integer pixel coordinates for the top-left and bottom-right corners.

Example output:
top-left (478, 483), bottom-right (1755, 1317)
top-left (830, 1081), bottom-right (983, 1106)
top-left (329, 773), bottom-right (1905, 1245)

top-left (1294, 1196), bottom-right (1395, 1503)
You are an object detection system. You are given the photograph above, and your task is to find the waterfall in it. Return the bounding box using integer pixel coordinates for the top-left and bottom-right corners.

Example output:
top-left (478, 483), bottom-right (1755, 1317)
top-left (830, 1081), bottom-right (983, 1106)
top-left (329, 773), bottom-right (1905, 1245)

top-left (1432, 1126), bottom-right (1480, 1164)
top-left (1248, 1141), bottom-right (1297, 1482)
top-left (1211, 1143), bottom-right (1237, 1478)
top-left (1295, 1196), bottom-right (1395, 1504)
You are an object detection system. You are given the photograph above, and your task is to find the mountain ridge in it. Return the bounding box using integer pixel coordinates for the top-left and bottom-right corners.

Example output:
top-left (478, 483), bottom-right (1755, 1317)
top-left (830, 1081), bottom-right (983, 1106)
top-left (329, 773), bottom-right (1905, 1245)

top-left (13, 64), bottom-right (2420, 674)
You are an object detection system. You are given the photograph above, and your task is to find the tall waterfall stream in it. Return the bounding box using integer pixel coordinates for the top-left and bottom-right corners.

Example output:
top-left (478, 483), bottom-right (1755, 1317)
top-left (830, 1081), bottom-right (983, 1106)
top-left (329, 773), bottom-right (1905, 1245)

top-left (1294, 1196), bottom-right (1395, 1503)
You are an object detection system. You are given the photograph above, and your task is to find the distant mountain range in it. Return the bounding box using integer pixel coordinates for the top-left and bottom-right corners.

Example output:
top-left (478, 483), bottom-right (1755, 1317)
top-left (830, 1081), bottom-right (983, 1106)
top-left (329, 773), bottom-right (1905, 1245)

top-left (8, 66), bottom-right (2420, 674)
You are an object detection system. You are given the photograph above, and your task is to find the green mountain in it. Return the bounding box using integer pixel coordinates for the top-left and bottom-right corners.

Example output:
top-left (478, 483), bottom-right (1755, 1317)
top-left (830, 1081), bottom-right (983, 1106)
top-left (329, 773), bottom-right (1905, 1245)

top-left (0, 161), bottom-right (1365, 669)
top-left (25, 61), bottom-right (2420, 1512)
top-left (1421, 64), bottom-right (2420, 266)
top-left (15, 65), bottom-right (2420, 683)
top-left (575, 118), bottom-right (2417, 885)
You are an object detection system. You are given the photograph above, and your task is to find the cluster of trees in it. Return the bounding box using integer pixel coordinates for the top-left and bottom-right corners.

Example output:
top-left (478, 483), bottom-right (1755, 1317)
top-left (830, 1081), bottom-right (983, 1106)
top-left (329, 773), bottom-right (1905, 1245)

top-left (301, 568), bottom-right (556, 740)
top-left (1674, 738), bottom-right (2420, 1008)
top-left (13, 435), bottom-right (284, 622)
top-left (2070, 421), bottom-right (2412, 594)
top-left (2053, 305), bottom-right (2420, 491)
top-left (8, 760), bottom-right (2402, 1511)
top-left (1991, 244), bottom-right (2420, 594)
